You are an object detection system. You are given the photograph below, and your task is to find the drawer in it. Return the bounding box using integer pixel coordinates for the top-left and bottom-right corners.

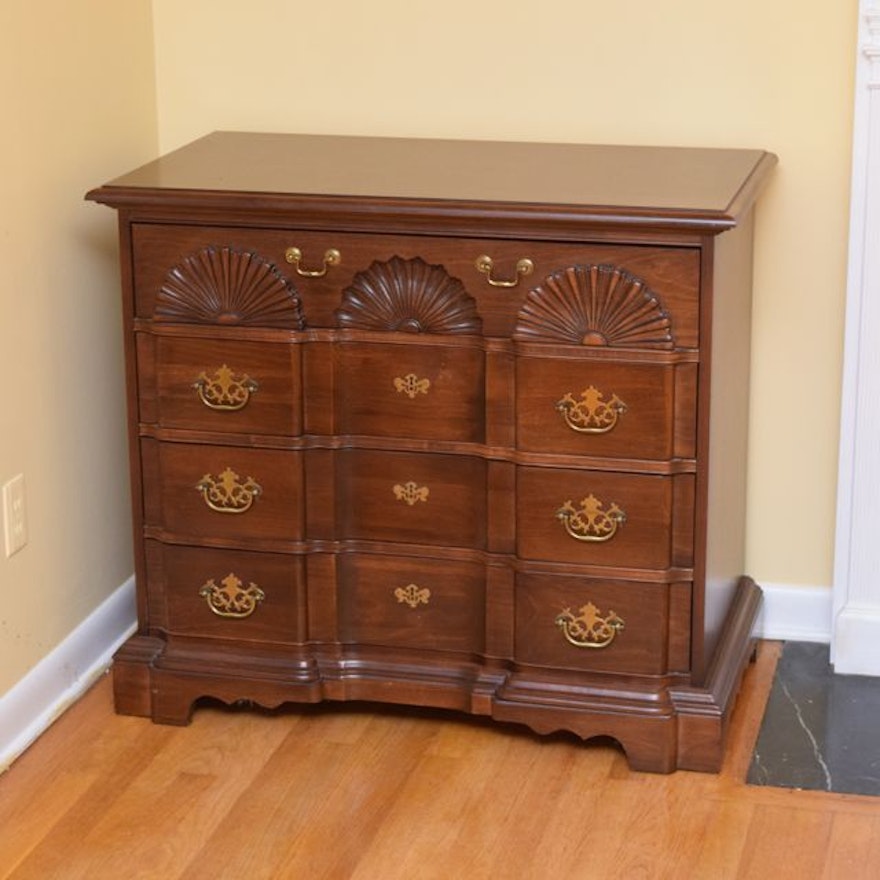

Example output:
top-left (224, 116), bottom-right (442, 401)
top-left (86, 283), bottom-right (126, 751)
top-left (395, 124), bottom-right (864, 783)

top-left (145, 541), bottom-right (306, 642)
top-left (516, 467), bottom-right (694, 571)
top-left (514, 572), bottom-right (690, 676)
top-left (131, 224), bottom-right (700, 342)
top-left (137, 331), bottom-right (302, 435)
top-left (141, 439), bottom-right (303, 543)
top-left (516, 353), bottom-right (697, 460)
top-left (337, 553), bottom-right (485, 653)
top-left (332, 339), bottom-right (485, 443)
top-left (335, 450), bottom-right (487, 548)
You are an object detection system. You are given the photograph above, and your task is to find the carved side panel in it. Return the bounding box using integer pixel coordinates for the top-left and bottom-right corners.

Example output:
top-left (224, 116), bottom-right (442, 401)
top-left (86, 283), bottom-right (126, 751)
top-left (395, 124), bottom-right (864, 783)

top-left (155, 246), bottom-right (305, 328)
top-left (514, 264), bottom-right (674, 349)
top-left (336, 256), bottom-right (481, 334)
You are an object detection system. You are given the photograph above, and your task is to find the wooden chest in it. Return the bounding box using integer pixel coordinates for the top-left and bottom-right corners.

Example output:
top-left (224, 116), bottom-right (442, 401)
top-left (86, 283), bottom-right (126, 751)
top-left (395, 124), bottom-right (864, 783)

top-left (87, 132), bottom-right (775, 772)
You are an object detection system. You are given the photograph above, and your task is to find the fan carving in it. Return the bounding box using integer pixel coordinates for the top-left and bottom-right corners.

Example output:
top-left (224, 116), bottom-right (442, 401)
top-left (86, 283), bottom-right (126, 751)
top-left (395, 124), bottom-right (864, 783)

top-left (155, 246), bottom-right (304, 328)
top-left (336, 256), bottom-right (481, 334)
top-left (514, 264), bottom-right (674, 349)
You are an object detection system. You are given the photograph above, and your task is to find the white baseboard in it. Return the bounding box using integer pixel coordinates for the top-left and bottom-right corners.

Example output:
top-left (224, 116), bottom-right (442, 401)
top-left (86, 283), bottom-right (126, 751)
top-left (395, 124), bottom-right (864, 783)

top-left (831, 607), bottom-right (880, 676)
top-left (754, 581), bottom-right (832, 644)
top-left (0, 576), bottom-right (136, 772)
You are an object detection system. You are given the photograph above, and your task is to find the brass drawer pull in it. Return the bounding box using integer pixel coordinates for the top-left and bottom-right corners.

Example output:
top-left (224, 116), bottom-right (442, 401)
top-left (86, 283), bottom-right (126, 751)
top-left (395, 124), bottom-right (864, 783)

top-left (284, 246), bottom-right (341, 278)
top-left (556, 494), bottom-right (626, 542)
top-left (193, 365), bottom-right (259, 411)
top-left (556, 602), bottom-right (624, 649)
top-left (393, 481), bottom-right (430, 506)
top-left (475, 254), bottom-right (534, 288)
top-left (394, 373), bottom-right (431, 398)
top-left (556, 386), bottom-right (627, 434)
top-left (200, 573), bottom-right (265, 618)
top-left (196, 467), bottom-right (262, 514)
top-left (394, 583), bottom-right (431, 609)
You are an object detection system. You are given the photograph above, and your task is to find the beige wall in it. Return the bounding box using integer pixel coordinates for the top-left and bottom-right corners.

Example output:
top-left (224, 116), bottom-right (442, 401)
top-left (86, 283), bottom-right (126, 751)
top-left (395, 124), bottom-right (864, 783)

top-left (151, 0), bottom-right (858, 590)
top-left (0, 1), bottom-right (158, 695)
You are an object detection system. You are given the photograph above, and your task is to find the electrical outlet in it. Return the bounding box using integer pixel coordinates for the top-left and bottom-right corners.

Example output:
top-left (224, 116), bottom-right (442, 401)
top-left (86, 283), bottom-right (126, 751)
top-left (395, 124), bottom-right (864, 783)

top-left (3, 474), bottom-right (28, 558)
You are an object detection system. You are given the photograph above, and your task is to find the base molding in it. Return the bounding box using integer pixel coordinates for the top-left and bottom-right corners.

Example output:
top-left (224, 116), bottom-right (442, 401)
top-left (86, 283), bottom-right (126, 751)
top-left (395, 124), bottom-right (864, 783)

top-left (109, 578), bottom-right (762, 774)
top-left (831, 607), bottom-right (880, 676)
top-left (753, 582), bottom-right (831, 644)
top-left (671, 576), bottom-right (762, 771)
top-left (0, 577), bottom-right (136, 772)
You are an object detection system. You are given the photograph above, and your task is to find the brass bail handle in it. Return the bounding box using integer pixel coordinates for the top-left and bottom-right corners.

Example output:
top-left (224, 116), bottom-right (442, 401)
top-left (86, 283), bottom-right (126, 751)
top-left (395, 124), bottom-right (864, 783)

top-left (195, 467), bottom-right (262, 514)
top-left (556, 494), bottom-right (626, 543)
top-left (555, 602), bottom-right (625, 649)
top-left (200, 573), bottom-right (266, 619)
top-left (285, 246), bottom-right (342, 278)
top-left (556, 387), bottom-right (628, 435)
top-left (475, 254), bottom-right (534, 288)
top-left (193, 365), bottom-right (258, 412)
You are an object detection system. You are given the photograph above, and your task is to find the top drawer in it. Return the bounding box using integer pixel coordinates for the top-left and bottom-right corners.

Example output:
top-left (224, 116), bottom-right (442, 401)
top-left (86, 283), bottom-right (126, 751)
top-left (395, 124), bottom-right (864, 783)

top-left (130, 225), bottom-right (701, 345)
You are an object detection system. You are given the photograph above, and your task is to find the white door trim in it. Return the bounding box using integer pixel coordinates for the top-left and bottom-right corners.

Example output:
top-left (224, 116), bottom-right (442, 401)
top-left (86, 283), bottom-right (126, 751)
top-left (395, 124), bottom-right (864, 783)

top-left (832, 2), bottom-right (880, 675)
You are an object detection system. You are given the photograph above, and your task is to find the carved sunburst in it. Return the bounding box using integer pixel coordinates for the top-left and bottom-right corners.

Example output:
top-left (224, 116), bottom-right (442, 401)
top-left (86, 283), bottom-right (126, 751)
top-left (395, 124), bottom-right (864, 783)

top-left (336, 256), bottom-right (481, 334)
top-left (514, 264), bottom-right (674, 349)
top-left (155, 246), bottom-right (305, 328)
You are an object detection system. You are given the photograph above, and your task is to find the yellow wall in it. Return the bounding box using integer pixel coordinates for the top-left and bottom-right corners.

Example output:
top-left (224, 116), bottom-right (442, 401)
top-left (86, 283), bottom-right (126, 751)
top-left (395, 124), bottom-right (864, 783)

top-left (151, 0), bottom-right (858, 589)
top-left (0, 1), bottom-right (158, 695)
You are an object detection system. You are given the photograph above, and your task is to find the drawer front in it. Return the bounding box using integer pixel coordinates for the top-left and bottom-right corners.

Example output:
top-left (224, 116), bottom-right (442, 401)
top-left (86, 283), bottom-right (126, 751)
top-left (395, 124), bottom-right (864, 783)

top-left (516, 467), bottom-right (694, 570)
top-left (145, 541), bottom-right (306, 642)
top-left (337, 554), bottom-right (485, 653)
top-left (514, 572), bottom-right (689, 676)
top-left (516, 356), bottom-right (696, 460)
top-left (336, 450), bottom-right (487, 548)
top-left (333, 341), bottom-right (485, 443)
top-left (137, 332), bottom-right (302, 435)
top-left (141, 439), bottom-right (303, 543)
top-left (131, 224), bottom-right (700, 343)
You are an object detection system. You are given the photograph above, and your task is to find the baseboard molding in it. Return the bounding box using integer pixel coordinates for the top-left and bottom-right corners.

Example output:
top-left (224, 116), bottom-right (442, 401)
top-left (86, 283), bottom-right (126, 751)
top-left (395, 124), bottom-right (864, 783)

top-left (831, 608), bottom-right (880, 676)
top-left (0, 576), bottom-right (136, 772)
top-left (754, 581), bottom-right (832, 644)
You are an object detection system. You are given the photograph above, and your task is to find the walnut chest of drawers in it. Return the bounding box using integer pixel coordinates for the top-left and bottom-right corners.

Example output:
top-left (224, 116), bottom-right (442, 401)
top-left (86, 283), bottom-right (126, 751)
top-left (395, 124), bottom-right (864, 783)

top-left (88, 132), bottom-right (775, 773)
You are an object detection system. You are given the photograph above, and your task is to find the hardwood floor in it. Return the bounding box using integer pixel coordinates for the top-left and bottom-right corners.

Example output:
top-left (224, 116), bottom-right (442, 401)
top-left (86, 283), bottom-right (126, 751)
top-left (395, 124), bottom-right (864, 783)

top-left (1, 641), bottom-right (879, 879)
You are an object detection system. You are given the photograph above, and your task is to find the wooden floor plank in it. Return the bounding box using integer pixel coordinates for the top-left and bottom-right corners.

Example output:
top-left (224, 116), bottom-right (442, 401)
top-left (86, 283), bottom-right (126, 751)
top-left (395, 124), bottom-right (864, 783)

top-left (736, 804), bottom-right (833, 880)
top-left (2, 642), bottom-right (879, 880)
top-left (821, 813), bottom-right (880, 880)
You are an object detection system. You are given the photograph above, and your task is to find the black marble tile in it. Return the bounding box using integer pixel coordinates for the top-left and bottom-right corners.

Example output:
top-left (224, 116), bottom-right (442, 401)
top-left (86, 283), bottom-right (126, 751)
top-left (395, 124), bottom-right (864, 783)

top-left (747, 641), bottom-right (880, 795)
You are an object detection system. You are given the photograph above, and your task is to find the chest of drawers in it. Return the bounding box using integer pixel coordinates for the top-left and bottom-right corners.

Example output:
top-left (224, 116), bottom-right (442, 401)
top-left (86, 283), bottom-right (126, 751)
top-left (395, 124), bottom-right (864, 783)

top-left (88, 132), bottom-right (775, 772)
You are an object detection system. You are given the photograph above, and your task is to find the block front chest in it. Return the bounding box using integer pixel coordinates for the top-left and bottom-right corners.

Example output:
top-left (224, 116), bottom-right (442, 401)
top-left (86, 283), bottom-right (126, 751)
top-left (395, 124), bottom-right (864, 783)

top-left (88, 133), bottom-right (775, 772)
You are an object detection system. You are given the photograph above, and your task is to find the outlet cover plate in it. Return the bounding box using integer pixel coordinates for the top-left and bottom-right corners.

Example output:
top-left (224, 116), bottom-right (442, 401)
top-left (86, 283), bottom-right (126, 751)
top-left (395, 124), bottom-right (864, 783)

top-left (3, 474), bottom-right (27, 557)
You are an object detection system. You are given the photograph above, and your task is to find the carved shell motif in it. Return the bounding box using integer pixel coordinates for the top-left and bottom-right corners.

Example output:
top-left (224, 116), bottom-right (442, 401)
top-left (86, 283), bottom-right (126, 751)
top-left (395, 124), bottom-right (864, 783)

top-left (514, 264), bottom-right (674, 350)
top-left (155, 246), bottom-right (305, 328)
top-left (336, 256), bottom-right (481, 334)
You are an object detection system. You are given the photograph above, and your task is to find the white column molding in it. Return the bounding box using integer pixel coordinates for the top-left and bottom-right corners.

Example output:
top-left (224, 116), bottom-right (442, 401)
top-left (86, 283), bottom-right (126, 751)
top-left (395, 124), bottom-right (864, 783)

top-left (832, 2), bottom-right (880, 674)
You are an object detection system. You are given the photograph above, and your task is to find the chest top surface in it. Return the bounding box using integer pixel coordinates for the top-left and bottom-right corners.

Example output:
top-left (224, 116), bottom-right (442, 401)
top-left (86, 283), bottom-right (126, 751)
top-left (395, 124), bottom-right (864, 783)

top-left (88, 131), bottom-right (776, 232)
